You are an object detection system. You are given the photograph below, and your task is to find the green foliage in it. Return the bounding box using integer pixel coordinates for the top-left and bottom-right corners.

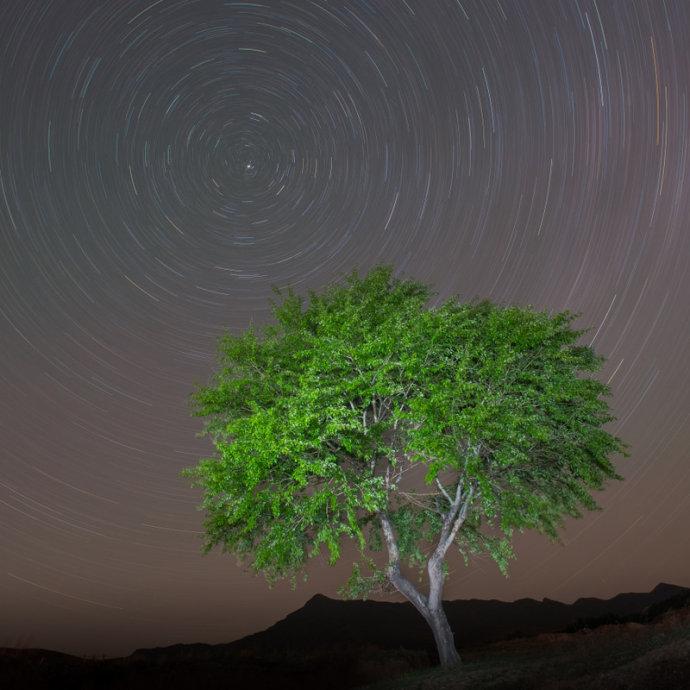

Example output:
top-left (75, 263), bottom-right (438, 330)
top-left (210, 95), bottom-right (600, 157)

top-left (338, 558), bottom-right (389, 600)
top-left (183, 265), bottom-right (629, 593)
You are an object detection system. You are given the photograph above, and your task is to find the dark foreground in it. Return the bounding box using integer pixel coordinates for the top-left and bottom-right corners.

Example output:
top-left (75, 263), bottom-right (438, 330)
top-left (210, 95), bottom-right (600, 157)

top-left (3, 585), bottom-right (690, 689)
top-left (365, 602), bottom-right (690, 689)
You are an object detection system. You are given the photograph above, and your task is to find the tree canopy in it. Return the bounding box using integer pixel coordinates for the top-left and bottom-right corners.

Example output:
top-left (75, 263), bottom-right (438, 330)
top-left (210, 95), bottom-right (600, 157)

top-left (183, 265), bottom-right (629, 604)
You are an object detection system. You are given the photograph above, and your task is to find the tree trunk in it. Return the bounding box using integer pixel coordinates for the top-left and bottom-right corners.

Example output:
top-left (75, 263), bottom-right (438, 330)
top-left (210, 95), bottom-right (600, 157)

top-left (386, 566), bottom-right (461, 667)
top-left (425, 604), bottom-right (461, 667)
top-left (425, 552), bottom-right (461, 667)
top-left (379, 511), bottom-right (462, 667)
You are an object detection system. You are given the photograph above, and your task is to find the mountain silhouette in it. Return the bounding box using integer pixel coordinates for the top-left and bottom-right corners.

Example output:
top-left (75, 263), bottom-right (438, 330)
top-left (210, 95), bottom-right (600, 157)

top-left (127, 581), bottom-right (689, 662)
top-left (3, 582), bottom-right (689, 689)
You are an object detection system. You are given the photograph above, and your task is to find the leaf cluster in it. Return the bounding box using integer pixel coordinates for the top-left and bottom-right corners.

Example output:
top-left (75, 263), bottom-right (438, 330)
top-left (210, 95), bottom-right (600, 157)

top-left (182, 265), bottom-right (629, 591)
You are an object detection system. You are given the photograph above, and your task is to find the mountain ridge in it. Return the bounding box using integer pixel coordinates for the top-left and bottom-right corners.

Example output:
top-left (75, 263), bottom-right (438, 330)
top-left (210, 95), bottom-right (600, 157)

top-left (3, 583), bottom-right (690, 689)
top-left (134, 581), bottom-right (690, 658)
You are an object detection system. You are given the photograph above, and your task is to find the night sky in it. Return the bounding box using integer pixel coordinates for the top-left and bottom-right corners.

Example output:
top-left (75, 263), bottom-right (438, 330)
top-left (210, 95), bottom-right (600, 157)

top-left (1, 0), bottom-right (689, 659)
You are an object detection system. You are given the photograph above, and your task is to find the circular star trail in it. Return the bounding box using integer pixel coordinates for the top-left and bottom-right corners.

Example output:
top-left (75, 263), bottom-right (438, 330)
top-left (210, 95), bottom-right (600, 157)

top-left (1, 0), bottom-right (689, 657)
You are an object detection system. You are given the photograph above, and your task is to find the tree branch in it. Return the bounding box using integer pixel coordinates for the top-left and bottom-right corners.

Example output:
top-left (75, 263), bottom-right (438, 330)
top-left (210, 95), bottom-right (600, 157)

top-left (397, 490), bottom-right (440, 512)
top-left (453, 472), bottom-right (464, 503)
top-left (426, 483), bottom-right (476, 610)
top-left (439, 484), bottom-right (475, 557)
top-left (431, 481), bottom-right (476, 566)
top-left (379, 512), bottom-right (429, 617)
top-left (435, 478), bottom-right (453, 506)
top-left (393, 455), bottom-right (406, 484)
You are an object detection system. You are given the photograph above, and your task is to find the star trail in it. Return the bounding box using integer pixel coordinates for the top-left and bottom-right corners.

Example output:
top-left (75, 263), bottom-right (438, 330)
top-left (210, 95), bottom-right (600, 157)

top-left (1, 0), bottom-right (689, 658)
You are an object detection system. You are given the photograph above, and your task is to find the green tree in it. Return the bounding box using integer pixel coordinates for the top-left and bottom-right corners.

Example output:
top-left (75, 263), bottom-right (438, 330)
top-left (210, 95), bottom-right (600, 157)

top-left (182, 266), bottom-right (629, 667)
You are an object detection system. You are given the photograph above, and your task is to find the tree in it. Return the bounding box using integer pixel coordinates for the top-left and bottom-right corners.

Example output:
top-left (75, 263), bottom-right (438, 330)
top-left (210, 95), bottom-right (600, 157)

top-left (182, 265), bottom-right (629, 667)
